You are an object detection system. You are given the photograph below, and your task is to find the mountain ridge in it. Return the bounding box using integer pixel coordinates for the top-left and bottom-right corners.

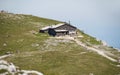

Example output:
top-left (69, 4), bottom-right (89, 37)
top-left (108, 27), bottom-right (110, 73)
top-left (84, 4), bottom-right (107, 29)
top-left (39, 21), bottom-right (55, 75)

top-left (0, 12), bottom-right (120, 75)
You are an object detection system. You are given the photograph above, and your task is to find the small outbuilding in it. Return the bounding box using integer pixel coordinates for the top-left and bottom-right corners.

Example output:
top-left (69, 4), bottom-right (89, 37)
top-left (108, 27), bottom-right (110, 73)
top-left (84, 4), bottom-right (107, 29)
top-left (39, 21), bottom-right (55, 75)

top-left (39, 23), bottom-right (77, 36)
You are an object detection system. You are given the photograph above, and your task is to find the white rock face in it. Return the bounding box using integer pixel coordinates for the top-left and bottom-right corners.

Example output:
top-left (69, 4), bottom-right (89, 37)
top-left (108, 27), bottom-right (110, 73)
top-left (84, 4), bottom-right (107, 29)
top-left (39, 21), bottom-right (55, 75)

top-left (0, 55), bottom-right (44, 75)
top-left (8, 63), bottom-right (17, 74)
top-left (0, 60), bottom-right (17, 74)
top-left (0, 64), bottom-right (8, 70)
top-left (20, 70), bottom-right (43, 75)
top-left (0, 60), bottom-right (8, 65)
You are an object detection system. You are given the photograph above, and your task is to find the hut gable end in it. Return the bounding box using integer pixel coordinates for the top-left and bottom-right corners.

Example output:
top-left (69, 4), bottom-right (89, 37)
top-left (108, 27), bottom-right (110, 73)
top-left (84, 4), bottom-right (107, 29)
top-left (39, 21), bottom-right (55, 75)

top-left (54, 24), bottom-right (76, 31)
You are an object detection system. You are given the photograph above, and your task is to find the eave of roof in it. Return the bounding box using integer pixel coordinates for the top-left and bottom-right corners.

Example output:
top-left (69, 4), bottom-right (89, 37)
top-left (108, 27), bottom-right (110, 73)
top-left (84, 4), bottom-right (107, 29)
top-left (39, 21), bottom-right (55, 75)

top-left (41, 23), bottom-right (65, 30)
top-left (55, 30), bottom-right (68, 32)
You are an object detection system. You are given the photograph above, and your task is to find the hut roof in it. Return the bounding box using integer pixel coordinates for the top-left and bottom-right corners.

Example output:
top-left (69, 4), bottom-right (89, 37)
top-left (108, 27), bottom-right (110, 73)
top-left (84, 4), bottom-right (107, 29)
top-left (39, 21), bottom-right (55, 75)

top-left (41, 23), bottom-right (76, 31)
top-left (41, 23), bottom-right (65, 30)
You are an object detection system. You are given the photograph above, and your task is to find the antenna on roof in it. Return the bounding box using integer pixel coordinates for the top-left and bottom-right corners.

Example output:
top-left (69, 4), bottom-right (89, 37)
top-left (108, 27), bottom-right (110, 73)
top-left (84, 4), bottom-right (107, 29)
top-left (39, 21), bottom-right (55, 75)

top-left (68, 20), bottom-right (71, 25)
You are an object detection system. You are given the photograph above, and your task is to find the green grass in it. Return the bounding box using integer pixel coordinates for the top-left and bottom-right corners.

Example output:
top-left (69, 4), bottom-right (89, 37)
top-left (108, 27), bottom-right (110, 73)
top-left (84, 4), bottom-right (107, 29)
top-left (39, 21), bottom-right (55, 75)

top-left (1, 12), bottom-right (120, 75)
top-left (5, 38), bottom-right (120, 75)
top-left (0, 12), bottom-right (61, 55)
top-left (77, 30), bottom-right (102, 46)
top-left (5, 42), bottom-right (120, 75)
top-left (0, 69), bottom-right (8, 73)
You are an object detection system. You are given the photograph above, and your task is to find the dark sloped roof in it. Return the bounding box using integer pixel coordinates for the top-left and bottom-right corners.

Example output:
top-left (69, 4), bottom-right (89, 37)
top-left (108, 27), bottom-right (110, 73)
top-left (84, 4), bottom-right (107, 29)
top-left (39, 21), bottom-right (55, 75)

top-left (40, 23), bottom-right (76, 31)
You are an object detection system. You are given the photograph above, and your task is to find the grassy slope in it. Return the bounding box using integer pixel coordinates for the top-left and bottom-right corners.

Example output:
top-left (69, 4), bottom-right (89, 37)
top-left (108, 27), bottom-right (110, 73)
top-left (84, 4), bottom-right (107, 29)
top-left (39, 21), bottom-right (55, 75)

top-left (0, 13), bottom-right (61, 55)
top-left (0, 12), bottom-right (120, 75)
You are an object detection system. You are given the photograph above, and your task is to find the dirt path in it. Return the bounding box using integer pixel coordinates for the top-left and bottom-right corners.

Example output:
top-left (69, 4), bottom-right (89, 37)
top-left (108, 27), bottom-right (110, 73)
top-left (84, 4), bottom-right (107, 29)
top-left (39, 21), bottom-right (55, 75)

top-left (74, 39), bottom-right (117, 62)
top-left (55, 36), bottom-right (117, 62)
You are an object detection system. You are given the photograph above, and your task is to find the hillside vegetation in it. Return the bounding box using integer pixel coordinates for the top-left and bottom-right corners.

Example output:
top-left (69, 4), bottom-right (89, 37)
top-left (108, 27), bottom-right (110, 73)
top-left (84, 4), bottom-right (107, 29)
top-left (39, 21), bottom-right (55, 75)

top-left (0, 12), bottom-right (120, 75)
